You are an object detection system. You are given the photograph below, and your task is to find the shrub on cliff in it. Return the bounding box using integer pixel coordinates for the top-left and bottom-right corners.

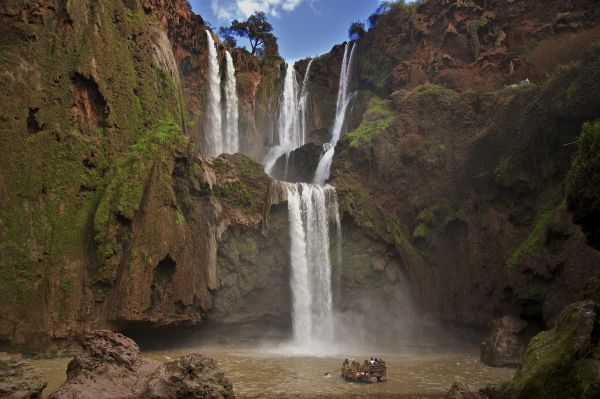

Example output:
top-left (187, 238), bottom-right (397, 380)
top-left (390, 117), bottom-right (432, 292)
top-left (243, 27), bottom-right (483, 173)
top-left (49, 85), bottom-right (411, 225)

top-left (567, 120), bottom-right (600, 249)
top-left (348, 21), bottom-right (366, 40)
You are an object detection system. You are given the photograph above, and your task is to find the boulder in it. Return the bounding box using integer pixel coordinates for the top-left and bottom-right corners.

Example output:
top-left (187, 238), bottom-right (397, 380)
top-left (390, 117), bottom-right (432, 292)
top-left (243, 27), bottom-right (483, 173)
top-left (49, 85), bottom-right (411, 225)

top-left (512, 301), bottom-right (600, 399)
top-left (480, 316), bottom-right (527, 367)
top-left (49, 330), bottom-right (234, 399)
top-left (445, 382), bottom-right (486, 399)
top-left (144, 354), bottom-right (234, 399)
top-left (270, 142), bottom-right (326, 183)
top-left (0, 352), bottom-right (47, 399)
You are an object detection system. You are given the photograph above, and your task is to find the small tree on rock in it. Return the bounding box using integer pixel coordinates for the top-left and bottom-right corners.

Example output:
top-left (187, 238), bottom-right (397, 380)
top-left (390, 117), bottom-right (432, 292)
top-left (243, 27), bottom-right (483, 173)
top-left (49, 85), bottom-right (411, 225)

top-left (348, 21), bottom-right (366, 40)
top-left (221, 12), bottom-right (279, 56)
top-left (218, 27), bottom-right (237, 48)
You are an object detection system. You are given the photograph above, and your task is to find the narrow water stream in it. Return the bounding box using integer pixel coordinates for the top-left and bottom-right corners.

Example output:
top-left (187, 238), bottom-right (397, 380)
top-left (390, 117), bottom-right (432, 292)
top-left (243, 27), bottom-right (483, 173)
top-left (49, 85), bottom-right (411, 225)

top-left (32, 345), bottom-right (513, 398)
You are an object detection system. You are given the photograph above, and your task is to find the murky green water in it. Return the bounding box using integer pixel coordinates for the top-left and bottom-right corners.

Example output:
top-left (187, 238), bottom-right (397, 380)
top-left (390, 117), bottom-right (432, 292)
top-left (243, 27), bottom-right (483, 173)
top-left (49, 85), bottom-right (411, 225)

top-left (31, 345), bottom-right (513, 398)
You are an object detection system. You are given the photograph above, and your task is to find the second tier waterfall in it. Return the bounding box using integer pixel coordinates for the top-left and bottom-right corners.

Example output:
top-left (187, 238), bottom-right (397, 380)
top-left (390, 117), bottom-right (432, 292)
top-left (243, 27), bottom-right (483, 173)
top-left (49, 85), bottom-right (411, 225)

top-left (314, 43), bottom-right (356, 184)
top-left (286, 183), bottom-right (341, 349)
top-left (204, 31), bottom-right (239, 156)
top-left (205, 30), bottom-right (223, 156)
top-left (264, 62), bottom-right (313, 173)
top-left (223, 50), bottom-right (239, 154)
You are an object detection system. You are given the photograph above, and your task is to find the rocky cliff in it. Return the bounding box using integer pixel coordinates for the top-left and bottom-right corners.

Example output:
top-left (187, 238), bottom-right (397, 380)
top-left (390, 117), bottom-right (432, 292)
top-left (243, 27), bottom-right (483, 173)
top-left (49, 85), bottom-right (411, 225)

top-left (1, 0), bottom-right (600, 354)
top-left (0, 0), bottom-right (290, 352)
top-left (296, 0), bottom-right (600, 331)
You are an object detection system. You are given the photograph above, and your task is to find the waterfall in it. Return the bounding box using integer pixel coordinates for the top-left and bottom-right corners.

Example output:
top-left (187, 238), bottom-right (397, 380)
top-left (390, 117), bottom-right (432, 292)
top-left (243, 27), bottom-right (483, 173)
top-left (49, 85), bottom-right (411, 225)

top-left (298, 59), bottom-right (314, 147)
top-left (205, 30), bottom-right (223, 156)
top-left (278, 63), bottom-right (302, 150)
top-left (313, 43), bottom-right (357, 184)
top-left (264, 64), bottom-right (302, 172)
top-left (223, 51), bottom-right (239, 154)
top-left (287, 183), bottom-right (341, 347)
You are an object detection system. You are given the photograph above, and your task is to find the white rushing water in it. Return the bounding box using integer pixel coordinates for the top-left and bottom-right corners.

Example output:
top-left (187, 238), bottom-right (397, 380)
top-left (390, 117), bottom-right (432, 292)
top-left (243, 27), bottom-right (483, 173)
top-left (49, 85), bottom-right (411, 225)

top-left (298, 59), bottom-right (314, 147)
top-left (287, 183), bottom-right (341, 350)
top-left (264, 61), bottom-right (314, 174)
top-left (223, 51), bottom-right (239, 154)
top-left (264, 64), bottom-right (301, 172)
top-left (314, 43), bottom-right (357, 184)
top-left (205, 30), bottom-right (223, 156)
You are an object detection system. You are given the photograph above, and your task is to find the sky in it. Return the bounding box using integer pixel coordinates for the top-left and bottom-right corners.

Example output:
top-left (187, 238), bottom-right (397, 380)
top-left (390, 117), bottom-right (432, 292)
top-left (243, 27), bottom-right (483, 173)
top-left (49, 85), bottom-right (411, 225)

top-left (188, 0), bottom-right (391, 60)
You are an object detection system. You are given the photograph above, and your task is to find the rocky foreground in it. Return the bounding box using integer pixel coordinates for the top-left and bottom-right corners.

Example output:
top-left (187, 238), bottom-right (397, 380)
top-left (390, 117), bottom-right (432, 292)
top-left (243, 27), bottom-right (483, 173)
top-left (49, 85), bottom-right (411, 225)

top-left (49, 330), bottom-right (234, 399)
top-left (0, 352), bottom-right (46, 398)
top-left (447, 301), bottom-right (600, 399)
top-left (1, 330), bottom-right (234, 399)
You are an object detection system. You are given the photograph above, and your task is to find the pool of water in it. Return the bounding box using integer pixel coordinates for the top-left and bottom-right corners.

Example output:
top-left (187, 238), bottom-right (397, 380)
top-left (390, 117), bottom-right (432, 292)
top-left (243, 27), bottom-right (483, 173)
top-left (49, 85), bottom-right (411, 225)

top-left (31, 344), bottom-right (514, 398)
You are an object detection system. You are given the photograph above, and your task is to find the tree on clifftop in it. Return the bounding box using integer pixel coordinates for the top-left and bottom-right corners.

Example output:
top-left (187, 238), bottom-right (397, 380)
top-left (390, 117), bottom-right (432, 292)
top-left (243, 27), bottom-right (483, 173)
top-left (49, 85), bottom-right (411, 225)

top-left (220, 12), bottom-right (278, 56)
top-left (348, 21), bottom-right (366, 40)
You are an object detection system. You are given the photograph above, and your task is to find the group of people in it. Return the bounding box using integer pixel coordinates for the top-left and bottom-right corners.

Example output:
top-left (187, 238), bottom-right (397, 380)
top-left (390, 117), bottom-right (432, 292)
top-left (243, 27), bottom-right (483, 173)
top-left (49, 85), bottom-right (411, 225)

top-left (342, 357), bottom-right (385, 368)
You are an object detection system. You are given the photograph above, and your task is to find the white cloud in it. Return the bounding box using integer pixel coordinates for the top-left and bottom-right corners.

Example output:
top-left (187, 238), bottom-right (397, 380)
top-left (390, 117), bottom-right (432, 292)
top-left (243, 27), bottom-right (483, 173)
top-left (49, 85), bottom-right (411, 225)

top-left (211, 0), bottom-right (307, 21)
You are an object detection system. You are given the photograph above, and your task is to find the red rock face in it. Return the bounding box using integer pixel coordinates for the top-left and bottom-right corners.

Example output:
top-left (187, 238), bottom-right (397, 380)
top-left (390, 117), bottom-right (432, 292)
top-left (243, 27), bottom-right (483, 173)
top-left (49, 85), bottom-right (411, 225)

top-left (352, 0), bottom-right (600, 94)
top-left (326, 0), bottom-right (600, 330)
top-left (48, 330), bottom-right (234, 399)
top-left (140, 0), bottom-right (283, 160)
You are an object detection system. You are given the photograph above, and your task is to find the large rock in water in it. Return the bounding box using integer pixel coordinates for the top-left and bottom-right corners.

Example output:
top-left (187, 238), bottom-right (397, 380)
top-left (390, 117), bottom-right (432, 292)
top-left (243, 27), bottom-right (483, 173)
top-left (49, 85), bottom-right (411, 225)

top-left (0, 352), bottom-right (47, 398)
top-left (511, 301), bottom-right (600, 399)
top-left (144, 354), bottom-right (234, 399)
top-left (270, 142), bottom-right (326, 183)
top-left (444, 382), bottom-right (487, 399)
top-left (49, 330), bottom-right (234, 399)
top-left (480, 316), bottom-right (527, 367)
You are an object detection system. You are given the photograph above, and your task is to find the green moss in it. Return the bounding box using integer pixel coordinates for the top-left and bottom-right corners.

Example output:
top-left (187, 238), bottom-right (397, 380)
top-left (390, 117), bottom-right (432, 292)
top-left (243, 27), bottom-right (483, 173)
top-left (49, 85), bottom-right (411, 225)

top-left (345, 97), bottom-right (395, 148)
top-left (412, 223), bottom-right (428, 240)
top-left (508, 201), bottom-right (566, 267)
top-left (412, 83), bottom-right (457, 98)
top-left (385, 214), bottom-right (423, 266)
top-left (567, 120), bottom-right (600, 222)
top-left (417, 198), bottom-right (455, 228)
top-left (239, 154), bottom-right (264, 177)
top-left (212, 158), bottom-right (231, 178)
top-left (59, 279), bottom-right (73, 296)
top-left (513, 302), bottom-right (600, 398)
top-left (502, 83), bottom-right (539, 105)
top-left (93, 118), bottom-right (186, 275)
top-left (214, 182), bottom-right (262, 213)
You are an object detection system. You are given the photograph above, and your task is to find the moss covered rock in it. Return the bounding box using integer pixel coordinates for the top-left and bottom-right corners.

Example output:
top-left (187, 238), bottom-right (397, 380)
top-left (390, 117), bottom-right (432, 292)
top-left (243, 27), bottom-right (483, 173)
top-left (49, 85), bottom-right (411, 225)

top-left (567, 120), bottom-right (600, 250)
top-left (512, 301), bottom-right (600, 399)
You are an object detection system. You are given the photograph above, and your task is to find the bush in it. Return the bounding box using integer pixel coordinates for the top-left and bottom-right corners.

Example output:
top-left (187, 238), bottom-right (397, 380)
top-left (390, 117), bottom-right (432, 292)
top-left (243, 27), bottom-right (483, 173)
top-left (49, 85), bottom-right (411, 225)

top-left (348, 21), bottom-right (366, 40)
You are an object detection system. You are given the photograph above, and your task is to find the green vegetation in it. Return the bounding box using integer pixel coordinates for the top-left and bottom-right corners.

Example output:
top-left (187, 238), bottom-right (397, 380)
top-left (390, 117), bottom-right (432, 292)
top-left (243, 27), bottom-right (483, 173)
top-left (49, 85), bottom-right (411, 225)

top-left (348, 21), bottom-right (366, 40)
top-left (513, 302), bottom-right (600, 398)
top-left (214, 182), bottom-right (263, 212)
top-left (412, 223), bottom-right (428, 240)
top-left (502, 82), bottom-right (539, 105)
top-left (220, 12), bottom-right (279, 56)
top-left (567, 120), bottom-right (600, 225)
top-left (508, 201), bottom-right (566, 268)
top-left (368, 0), bottom-right (418, 29)
top-left (417, 199), bottom-right (456, 228)
top-left (59, 279), bottom-right (74, 296)
top-left (412, 83), bottom-right (457, 98)
top-left (345, 97), bottom-right (395, 148)
top-left (93, 118), bottom-right (187, 277)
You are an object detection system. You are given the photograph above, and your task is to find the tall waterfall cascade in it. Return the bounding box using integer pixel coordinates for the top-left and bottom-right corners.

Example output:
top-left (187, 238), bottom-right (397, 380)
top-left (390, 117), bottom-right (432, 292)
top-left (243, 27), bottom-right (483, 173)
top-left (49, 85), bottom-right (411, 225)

top-left (205, 30), bottom-right (223, 156)
top-left (224, 50), bottom-right (239, 154)
top-left (286, 183), bottom-right (341, 348)
top-left (204, 31), bottom-right (240, 155)
top-left (298, 59), bottom-right (314, 147)
top-left (314, 43), bottom-right (356, 184)
top-left (264, 61), bottom-right (313, 173)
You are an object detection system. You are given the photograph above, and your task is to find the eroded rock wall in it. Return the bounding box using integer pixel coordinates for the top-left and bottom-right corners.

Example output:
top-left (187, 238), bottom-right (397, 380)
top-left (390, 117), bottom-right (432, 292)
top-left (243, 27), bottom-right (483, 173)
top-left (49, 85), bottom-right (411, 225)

top-left (0, 0), bottom-right (288, 352)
